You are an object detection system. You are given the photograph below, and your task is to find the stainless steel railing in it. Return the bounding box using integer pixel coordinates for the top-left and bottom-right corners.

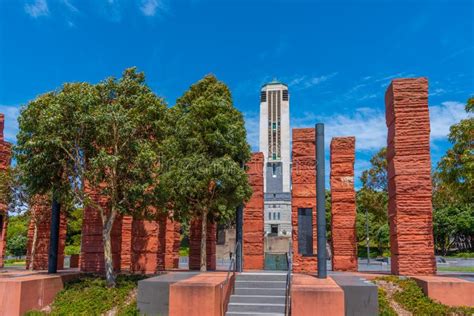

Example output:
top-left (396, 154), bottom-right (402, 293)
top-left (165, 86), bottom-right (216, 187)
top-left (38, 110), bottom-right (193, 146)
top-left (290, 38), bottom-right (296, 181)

top-left (220, 241), bottom-right (240, 316)
top-left (285, 240), bottom-right (293, 316)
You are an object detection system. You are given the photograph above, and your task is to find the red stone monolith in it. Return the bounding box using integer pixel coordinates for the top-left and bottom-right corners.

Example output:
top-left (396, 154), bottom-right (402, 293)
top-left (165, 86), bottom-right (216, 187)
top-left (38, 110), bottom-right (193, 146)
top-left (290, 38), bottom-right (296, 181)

top-left (26, 195), bottom-right (67, 270)
top-left (385, 78), bottom-right (436, 275)
top-left (189, 219), bottom-right (216, 270)
top-left (79, 186), bottom-right (123, 273)
top-left (330, 137), bottom-right (357, 271)
top-left (243, 152), bottom-right (265, 270)
top-left (291, 128), bottom-right (317, 273)
top-left (0, 114), bottom-right (11, 268)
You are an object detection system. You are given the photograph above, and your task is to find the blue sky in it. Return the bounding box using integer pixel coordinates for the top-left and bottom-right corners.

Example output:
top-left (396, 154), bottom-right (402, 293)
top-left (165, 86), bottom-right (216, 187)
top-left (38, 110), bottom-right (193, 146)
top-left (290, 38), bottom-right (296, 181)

top-left (1, 0), bottom-right (473, 187)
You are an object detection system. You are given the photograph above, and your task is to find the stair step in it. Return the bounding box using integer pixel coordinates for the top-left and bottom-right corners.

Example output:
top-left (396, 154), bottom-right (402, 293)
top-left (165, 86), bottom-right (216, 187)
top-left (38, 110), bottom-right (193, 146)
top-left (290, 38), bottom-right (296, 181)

top-left (234, 288), bottom-right (286, 296)
top-left (227, 303), bottom-right (285, 313)
top-left (237, 273), bottom-right (287, 282)
top-left (230, 295), bottom-right (286, 304)
top-left (235, 280), bottom-right (286, 289)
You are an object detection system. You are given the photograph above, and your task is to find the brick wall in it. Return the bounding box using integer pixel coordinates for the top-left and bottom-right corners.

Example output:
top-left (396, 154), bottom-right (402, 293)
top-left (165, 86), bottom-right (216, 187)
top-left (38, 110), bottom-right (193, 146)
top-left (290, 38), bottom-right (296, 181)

top-left (330, 137), bottom-right (357, 271)
top-left (385, 78), bottom-right (436, 275)
top-left (243, 152), bottom-right (264, 270)
top-left (291, 128), bottom-right (317, 273)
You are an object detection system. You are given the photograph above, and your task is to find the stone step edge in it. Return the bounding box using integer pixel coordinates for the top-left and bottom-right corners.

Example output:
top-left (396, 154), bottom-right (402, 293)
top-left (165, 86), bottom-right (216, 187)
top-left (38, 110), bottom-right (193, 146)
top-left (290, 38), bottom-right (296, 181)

top-left (229, 303), bottom-right (285, 306)
top-left (236, 280), bottom-right (286, 283)
top-left (231, 295), bottom-right (286, 298)
top-left (226, 313), bottom-right (284, 316)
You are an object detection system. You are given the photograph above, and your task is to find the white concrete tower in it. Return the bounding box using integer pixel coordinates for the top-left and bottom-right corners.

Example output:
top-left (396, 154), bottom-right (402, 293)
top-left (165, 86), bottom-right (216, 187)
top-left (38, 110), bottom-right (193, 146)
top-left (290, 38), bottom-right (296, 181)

top-left (259, 80), bottom-right (291, 237)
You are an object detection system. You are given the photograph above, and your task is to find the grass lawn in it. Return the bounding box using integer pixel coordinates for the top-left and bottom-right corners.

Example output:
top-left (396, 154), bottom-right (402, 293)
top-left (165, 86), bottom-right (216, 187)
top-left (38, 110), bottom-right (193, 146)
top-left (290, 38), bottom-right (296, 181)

top-left (438, 266), bottom-right (474, 273)
top-left (3, 260), bottom-right (26, 267)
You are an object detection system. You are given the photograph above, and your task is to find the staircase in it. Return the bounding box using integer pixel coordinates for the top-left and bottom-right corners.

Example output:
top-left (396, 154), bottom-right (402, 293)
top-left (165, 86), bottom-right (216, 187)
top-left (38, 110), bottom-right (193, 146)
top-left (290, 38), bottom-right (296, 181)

top-left (226, 272), bottom-right (287, 316)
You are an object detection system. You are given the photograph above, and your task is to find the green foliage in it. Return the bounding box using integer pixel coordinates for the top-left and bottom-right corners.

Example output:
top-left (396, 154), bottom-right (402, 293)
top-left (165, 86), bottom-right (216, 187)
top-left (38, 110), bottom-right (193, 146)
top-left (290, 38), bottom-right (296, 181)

top-left (65, 245), bottom-right (81, 255)
top-left (356, 148), bottom-right (390, 255)
top-left (5, 214), bottom-right (29, 256)
top-left (6, 234), bottom-right (28, 257)
top-left (432, 97), bottom-right (474, 254)
top-left (377, 276), bottom-right (474, 315)
top-left (66, 207), bottom-right (83, 249)
top-left (26, 275), bottom-right (144, 315)
top-left (15, 67), bottom-right (167, 286)
top-left (377, 287), bottom-right (397, 316)
top-left (160, 75), bottom-right (252, 270)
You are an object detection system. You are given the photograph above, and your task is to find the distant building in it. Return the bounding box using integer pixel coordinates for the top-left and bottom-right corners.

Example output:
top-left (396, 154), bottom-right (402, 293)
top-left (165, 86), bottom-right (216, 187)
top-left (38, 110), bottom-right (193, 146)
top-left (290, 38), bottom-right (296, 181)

top-left (259, 80), bottom-right (291, 237)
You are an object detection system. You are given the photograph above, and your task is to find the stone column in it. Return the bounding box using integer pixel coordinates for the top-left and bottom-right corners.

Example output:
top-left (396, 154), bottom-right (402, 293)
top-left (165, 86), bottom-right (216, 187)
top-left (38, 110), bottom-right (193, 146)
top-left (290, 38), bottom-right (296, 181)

top-left (243, 152), bottom-right (264, 270)
top-left (385, 78), bottom-right (436, 275)
top-left (120, 215), bottom-right (133, 272)
top-left (330, 137), bottom-right (357, 271)
top-left (164, 218), bottom-right (180, 270)
top-left (0, 114), bottom-right (11, 268)
top-left (131, 218), bottom-right (160, 274)
top-left (80, 186), bottom-right (123, 273)
top-left (291, 128), bottom-right (317, 273)
top-left (26, 195), bottom-right (67, 270)
top-left (189, 219), bottom-right (216, 270)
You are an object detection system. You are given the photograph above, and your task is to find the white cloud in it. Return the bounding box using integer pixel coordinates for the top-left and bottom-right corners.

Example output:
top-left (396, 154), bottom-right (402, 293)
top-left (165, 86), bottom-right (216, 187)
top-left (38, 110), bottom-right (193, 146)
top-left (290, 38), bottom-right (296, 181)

top-left (288, 72), bottom-right (338, 90)
top-left (0, 105), bottom-right (20, 143)
top-left (140, 0), bottom-right (164, 16)
top-left (290, 100), bottom-right (470, 153)
top-left (62, 0), bottom-right (79, 13)
top-left (429, 101), bottom-right (470, 140)
top-left (24, 0), bottom-right (49, 18)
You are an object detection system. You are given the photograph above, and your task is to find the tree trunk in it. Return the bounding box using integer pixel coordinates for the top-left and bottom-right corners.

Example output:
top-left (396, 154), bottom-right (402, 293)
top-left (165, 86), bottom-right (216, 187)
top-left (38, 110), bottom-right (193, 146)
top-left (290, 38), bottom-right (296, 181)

top-left (200, 209), bottom-right (208, 272)
top-left (29, 221), bottom-right (38, 271)
top-left (102, 210), bottom-right (117, 287)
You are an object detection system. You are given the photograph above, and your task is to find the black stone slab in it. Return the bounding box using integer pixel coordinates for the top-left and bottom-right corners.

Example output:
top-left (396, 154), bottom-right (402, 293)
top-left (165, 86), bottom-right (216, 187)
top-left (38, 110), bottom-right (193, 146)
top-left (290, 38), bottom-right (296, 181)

top-left (331, 275), bottom-right (378, 316)
top-left (137, 272), bottom-right (199, 316)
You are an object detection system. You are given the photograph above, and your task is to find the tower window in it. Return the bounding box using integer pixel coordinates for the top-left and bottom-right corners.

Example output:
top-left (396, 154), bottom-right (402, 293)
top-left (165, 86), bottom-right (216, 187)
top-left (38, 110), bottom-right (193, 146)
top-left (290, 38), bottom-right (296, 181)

top-left (260, 91), bottom-right (267, 102)
top-left (268, 212), bottom-right (271, 220)
top-left (272, 164), bottom-right (277, 177)
top-left (278, 212), bottom-right (281, 220)
top-left (282, 90), bottom-right (289, 101)
top-left (273, 212), bottom-right (276, 220)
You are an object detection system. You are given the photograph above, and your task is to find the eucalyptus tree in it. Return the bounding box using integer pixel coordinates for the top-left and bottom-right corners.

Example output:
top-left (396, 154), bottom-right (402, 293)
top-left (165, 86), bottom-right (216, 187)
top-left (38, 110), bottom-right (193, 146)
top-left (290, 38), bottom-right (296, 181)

top-left (160, 75), bottom-right (252, 271)
top-left (15, 68), bottom-right (167, 286)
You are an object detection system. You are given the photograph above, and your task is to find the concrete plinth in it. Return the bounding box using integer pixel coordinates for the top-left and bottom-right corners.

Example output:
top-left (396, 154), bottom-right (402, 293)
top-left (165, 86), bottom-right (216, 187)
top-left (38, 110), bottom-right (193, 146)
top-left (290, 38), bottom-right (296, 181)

top-left (291, 274), bottom-right (345, 316)
top-left (332, 275), bottom-right (378, 316)
top-left (137, 272), bottom-right (199, 316)
top-left (0, 270), bottom-right (80, 316)
top-left (169, 272), bottom-right (234, 316)
top-left (412, 276), bottom-right (474, 307)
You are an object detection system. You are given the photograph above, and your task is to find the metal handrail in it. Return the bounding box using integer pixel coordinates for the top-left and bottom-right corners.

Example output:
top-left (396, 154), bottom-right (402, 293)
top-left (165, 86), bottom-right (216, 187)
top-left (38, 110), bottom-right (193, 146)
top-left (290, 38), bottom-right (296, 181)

top-left (220, 241), bottom-right (240, 316)
top-left (285, 240), bottom-right (293, 316)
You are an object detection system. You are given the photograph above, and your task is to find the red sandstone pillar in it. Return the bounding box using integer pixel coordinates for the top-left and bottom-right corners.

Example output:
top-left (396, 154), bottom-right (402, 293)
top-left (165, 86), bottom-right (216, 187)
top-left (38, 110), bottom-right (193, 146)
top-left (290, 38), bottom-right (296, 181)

top-left (243, 152), bottom-right (264, 270)
top-left (189, 219), bottom-right (216, 270)
top-left (0, 114), bottom-right (11, 268)
top-left (291, 128), bottom-right (317, 273)
top-left (80, 186), bottom-right (122, 273)
top-left (26, 195), bottom-right (67, 270)
top-left (385, 78), bottom-right (436, 275)
top-left (120, 215), bottom-right (133, 272)
top-left (164, 218), bottom-right (180, 270)
top-left (330, 137), bottom-right (357, 271)
top-left (131, 218), bottom-right (160, 274)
